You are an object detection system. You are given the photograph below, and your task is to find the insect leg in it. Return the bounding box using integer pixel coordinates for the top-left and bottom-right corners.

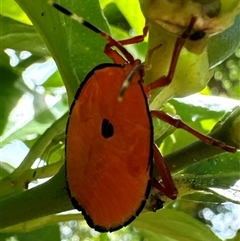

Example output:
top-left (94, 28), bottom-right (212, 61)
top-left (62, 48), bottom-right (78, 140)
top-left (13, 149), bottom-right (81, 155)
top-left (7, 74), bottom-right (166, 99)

top-left (111, 25), bottom-right (148, 46)
top-left (146, 17), bottom-right (197, 91)
top-left (152, 144), bottom-right (178, 200)
top-left (104, 25), bottom-right (148, 64)
top-left (151, 110), bottom-right (237, 153)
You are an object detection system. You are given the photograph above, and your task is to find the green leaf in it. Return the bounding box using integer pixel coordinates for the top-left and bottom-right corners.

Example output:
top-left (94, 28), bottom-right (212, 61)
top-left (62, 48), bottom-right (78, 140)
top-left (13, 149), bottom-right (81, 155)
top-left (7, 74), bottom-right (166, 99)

top-left (178, 152), bottom-right (240, 202)
top-left (133, 209), bottom-right (221, 241)
top-left (167, 192), bottom-right (240, 240)
top-left (1, 96), bottom-right (67, 146)
top-left (15, 0), bottom-right (111, 102)
top-left (1, 0), bottom-right (31, 24)
top-left (115, 0), bottom-right (145, 34)
top-left (208, 14), bottom-right (240, 68)
top-left (0, 15), bottom-right (48, 56)
top-left (43, 70), bottom-right (63, 88)
top-left (0, 162), bottom-right (15, 179)
top-left (0, 53), bottom-right (22, 136)
top-left (183, 152), bottom-right (240, 176)
top-left (0, 224), bottom-right (61, 241)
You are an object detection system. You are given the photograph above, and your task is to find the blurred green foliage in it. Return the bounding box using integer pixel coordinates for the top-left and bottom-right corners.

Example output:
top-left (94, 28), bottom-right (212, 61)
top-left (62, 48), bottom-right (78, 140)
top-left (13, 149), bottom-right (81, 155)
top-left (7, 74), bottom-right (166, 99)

top-left (0, 0), bottom-right (239, 241)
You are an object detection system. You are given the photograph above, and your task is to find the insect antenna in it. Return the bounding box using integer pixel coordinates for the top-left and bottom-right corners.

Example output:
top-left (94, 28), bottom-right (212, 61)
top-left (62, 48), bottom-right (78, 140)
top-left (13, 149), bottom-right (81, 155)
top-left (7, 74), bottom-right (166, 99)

top-left (49, 1), bottom-right (102, 34)
top-left (48, 1), bottom-right (135, 63)
top-left (118, 63), bottom-right (144, 101)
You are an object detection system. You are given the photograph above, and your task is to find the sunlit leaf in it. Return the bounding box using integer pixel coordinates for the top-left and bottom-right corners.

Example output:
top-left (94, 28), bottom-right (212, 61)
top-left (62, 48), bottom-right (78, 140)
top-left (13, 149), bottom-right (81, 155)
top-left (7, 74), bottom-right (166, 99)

top-left (0, 15), bottom-right (48, 56)
top-left (1, 0), bottom-right (32, 24)
top-left (134, 209), bottom-right (221, 241)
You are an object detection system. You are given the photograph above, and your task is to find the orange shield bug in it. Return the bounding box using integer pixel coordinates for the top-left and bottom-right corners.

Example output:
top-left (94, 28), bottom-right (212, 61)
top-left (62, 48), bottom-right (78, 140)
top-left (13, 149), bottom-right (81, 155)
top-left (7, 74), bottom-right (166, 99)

top-left (50, 2), bottom-right (237, 232)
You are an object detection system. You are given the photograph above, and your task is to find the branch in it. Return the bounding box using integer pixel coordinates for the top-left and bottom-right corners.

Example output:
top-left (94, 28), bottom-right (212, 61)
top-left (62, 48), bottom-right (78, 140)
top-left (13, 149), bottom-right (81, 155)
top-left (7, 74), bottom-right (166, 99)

top-left (0, 166), bottom-right (72, 229)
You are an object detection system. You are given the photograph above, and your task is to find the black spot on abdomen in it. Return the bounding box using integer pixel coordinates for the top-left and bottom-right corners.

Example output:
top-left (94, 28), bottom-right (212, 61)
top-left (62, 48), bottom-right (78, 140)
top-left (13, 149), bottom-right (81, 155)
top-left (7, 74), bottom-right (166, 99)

top-left (101, 119), bottom-right (114, 138)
